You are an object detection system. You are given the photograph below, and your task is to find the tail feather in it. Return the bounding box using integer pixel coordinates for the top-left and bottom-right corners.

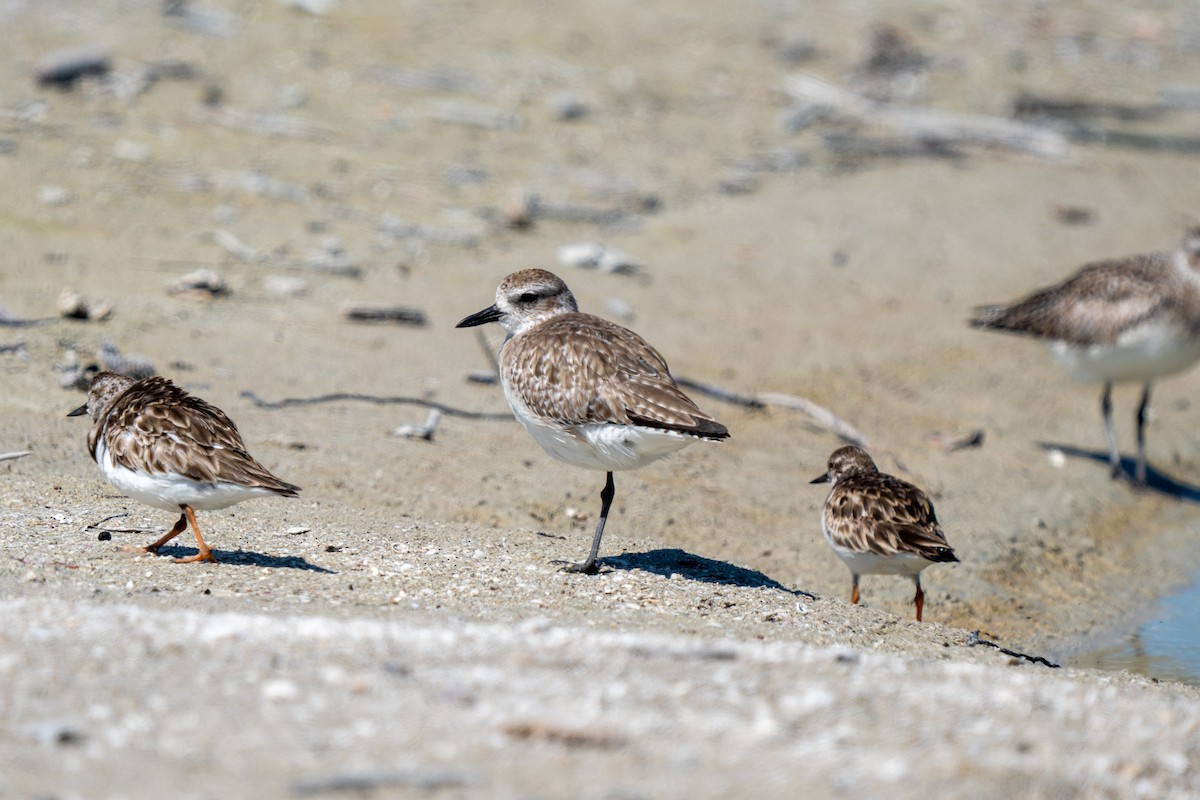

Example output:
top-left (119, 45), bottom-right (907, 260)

top-left (969, 304), bottom-right (1010, 329)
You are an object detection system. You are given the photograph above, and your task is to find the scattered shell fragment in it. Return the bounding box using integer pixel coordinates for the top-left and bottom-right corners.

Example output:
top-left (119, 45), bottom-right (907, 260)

top-left (547, 91), bottom-right (589, 121)
top-left (1047, 448), bottom-right (1067, 469)
top-left (555, 242), bottom-right (643, 276)
top-left (211, 229), bottom-right (262, 262)
top-left (167, 269), bottom-right (227, 299)
top-left (57, 289), bottom-right (113, 322)
top-left (926, 430), bottom-right (985, 453)
top-left (393, 410), bottom-right (441, 441)
top-left (37, 186), bottom-right (70, 206)
top-left (262, 275), bottom-right (309, 297)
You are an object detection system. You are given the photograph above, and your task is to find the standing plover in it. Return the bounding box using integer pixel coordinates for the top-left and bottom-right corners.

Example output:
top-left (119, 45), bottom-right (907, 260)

top-left (457, 268), bottom-right (729, 574)
top-left (810, 446), bottom-right (958, 622)
top-left (971, 229), bottom-right (1200, 485)
top-left (69, 371), bottom-right (300, 563)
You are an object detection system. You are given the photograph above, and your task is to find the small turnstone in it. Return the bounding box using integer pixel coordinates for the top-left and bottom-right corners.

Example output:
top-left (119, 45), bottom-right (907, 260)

top-left (971, 229), bottom-right (1200, 485)
top-left (810, 446), bottom-right (958, 622)
top-left (68, 371), bottom-right (300, 563)
top-left (457, 268), bottom-right (729, 574)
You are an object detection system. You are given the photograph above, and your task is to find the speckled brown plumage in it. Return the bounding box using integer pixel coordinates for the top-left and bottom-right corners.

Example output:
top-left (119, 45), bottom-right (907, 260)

top-left (457, 268), bottom-right (727, 574)
top-left (970, 249), bottom-right (1200, 347)
top-left (811, 446), bottom-right (957, 621)
top-left (816, 446), bottom-right (956, 562)
top-left (69, 371), bottom-right (299, 563)
top-left (970, 229), bottom-right (1200, 485)
top-left (501, 312), bottom-right (728, 438)
top-left (84, 373), bottom-right (299, 494)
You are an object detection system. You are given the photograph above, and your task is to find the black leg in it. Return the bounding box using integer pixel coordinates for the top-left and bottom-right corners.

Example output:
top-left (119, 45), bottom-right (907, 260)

top-left (1101, 381), bottom-right (1122, 479)
top-left (913, 574), bottom-right (924, 622)
top-left (559, 471), bottom-right (615, 575)
top-left (1135, 382), bottom-right (1152, 486)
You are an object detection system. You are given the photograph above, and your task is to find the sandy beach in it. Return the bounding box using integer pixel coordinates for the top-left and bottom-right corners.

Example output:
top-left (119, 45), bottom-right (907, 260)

top-left (6, 0), bottom-right (1200, 796)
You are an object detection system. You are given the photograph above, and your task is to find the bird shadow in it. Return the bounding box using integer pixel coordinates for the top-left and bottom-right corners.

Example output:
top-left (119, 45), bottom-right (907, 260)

top-left (601, 548), bottom-right (814, 597)
top-left (1037, 441), bottom-right (1200, 503)
top-left (152, 545), bottom-right (336, 572)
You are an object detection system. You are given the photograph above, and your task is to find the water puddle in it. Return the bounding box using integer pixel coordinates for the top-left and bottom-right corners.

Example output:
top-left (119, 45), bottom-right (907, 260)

top-left (1071, 577), bottom-right (1200, 685)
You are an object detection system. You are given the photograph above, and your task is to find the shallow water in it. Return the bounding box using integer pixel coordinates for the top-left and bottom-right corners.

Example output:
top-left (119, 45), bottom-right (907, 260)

top-left (1073, 577), bottom-right (1200, 685)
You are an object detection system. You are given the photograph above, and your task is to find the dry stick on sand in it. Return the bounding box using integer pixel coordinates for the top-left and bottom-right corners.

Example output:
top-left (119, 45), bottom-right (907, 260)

top-left (0, 451), bottom-right (32, 462)
top-left (675, 377), bottom-right (870, 449)
top-left (781, 73), bottom-right (1075, 162)
top-left (85, 513), bottom-right (163, 535)
top-left (239, 390), bottom-right (513, 421)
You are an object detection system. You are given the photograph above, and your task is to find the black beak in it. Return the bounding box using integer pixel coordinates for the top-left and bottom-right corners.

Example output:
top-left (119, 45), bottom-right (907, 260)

top-left (809, 472), bottom-right (830, 484)
top-left (455, 304), bottom-right (504, 328)
top-left (67, 403), bottom-right (89, 418)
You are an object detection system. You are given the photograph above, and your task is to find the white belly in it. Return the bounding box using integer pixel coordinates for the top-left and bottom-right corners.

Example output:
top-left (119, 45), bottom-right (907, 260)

top-left (97, 441), bottom-right (274, 512)
top-left (513, 411), bottom-right (692, 471)
top-left (824, 534), bottom-right (931, 577)
top-left (1050, 319), bottom-right (1200, 383)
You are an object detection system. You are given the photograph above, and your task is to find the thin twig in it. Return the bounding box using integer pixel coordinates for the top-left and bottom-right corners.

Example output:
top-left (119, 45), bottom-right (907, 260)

top-left (0, 451), bottom-right (32, 462)
top-left (756, 391), bottom-right (870, 448)
top-left (967, 630), bottom-right (1060, 668)
top-left (674, 377), bottom-right (765, 410)
top-left (84, 512), bottom-right (162, 534)
top-left (240, 390), bottom-right (513, 421)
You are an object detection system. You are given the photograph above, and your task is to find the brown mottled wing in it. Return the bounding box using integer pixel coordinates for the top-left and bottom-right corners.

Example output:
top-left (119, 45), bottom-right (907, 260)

top-left (970, 253), bottom-right (1174, 346)
top-left (94, 377), bottom-right (299, 494)
top-left (502, 313), bottom-right (729, 439)
top-left (824, 474), bottom-right (957, 561)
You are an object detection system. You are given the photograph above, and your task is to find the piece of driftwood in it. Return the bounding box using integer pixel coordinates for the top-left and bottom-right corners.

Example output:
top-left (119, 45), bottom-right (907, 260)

top-left (34, 47), bottom-right (111, 89)
top-left (1010, 91), bottom-right (1163, 122)
top-left (673, 377), bottom-right (870, 449)
top-left (754, 391), bottom-right (870, 449)
top-left (782, 74), bottom-right (1074, 162)
top-left (0, 451), bottom-right (32, 463)
top-left (342, 305), bottom-right (427, 326)
top-left (1062, 126), bottom-right (1200, 154)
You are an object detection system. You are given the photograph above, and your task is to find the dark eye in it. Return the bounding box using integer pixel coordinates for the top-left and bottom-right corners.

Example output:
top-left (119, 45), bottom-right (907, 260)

top-left (518, 292), bottom-right (538, 303)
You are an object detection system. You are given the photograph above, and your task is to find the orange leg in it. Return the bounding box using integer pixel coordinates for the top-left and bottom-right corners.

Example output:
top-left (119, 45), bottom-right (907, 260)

top-left (173, 505), bottom-right (218, 563)
top-left (913, 577), bottom-right (925, 622)
top-left (122, 512), bottom-right (188, 555)
top-left (850, 576), bottom-right (860, 605)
